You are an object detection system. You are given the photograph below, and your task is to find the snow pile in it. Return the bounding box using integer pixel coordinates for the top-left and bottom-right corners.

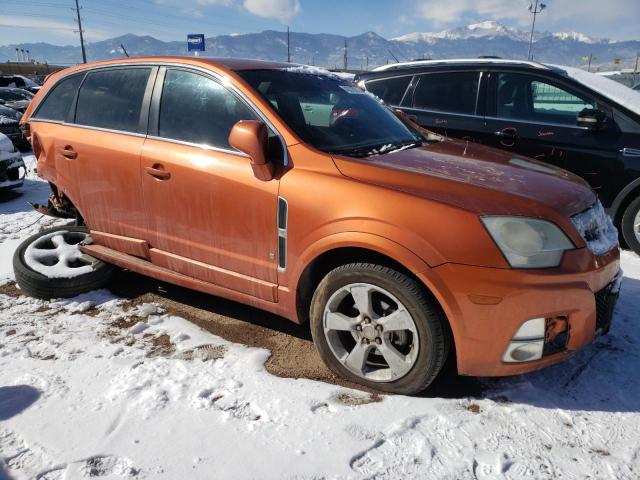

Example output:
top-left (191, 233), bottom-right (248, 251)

top-left (284, 65), bottom-right (348, 81)
top-left (571, 200), bottom-right (619, 256)
top-left (23, 230), bottom-right (95, 279)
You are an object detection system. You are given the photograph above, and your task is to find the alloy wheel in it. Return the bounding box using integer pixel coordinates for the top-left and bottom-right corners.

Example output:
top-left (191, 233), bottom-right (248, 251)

top-left (322, 282), bottom-right (419, 382)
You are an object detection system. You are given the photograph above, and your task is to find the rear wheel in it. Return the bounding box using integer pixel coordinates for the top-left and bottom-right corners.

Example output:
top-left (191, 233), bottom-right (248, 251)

top-left (310, 263), bottom-right (449, 395)
top-left (13, 225), bottom-right (118, 299)
top-left (621, 196), bottom-right (640, 256)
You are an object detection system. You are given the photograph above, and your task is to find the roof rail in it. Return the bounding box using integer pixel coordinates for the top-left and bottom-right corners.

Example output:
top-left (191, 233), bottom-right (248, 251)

top-left (372, 58), bottom-right (550, 72)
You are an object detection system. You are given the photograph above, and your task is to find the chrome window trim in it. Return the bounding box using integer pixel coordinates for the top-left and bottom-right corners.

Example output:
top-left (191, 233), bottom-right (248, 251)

top-left (488, 115), bottom-right (591, 130)
top-left (401, 107), bottom-right (484, 121)
top-left (146, 134), bottom-right (249, 157)
top-left (31, 120), bottom-right (148, 139)
top-left (30, 61), bottom-right (289, 166)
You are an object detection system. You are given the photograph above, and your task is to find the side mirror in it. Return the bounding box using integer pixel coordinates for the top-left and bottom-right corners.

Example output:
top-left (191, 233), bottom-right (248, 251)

top-left (228, 120), bottom-right (275, 181)
top-left (577, 108), bottom-right (606, 131)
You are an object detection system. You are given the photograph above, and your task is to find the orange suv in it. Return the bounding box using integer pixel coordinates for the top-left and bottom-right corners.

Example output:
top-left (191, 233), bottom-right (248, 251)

top-left (17, 57), bottom-right (622, 394)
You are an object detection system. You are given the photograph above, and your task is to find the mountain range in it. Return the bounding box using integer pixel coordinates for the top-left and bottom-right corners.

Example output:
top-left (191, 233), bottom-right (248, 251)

top-left (1, 21), bottom-right (638, 71)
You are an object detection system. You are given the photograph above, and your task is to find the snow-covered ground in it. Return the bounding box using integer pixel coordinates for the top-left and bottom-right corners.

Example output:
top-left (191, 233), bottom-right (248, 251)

top-left (1, 155), bottom-right (639, 479)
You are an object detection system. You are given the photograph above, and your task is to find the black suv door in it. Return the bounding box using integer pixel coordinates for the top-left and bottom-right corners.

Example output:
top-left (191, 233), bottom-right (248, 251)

top-left (479, 70), bottom-right (623, 207)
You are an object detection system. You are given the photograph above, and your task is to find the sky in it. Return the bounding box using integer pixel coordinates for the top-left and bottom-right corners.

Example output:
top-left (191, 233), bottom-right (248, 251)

top-left (1, 0), bottom-right (639, 47)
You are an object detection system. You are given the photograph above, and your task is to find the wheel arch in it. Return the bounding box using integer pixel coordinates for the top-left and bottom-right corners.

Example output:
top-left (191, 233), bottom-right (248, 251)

top-left (610, 177), bottom-right (640, 226)
top-left (292, 234), bottom-right (459, 366)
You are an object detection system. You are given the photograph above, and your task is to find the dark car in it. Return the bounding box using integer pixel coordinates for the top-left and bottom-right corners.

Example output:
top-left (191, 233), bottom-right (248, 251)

top-left (0, 75), bottom-right (41, 94)
top-left (0, 87), bottom-right (34, 113)
top-left (356, 59), bottom-right (640, 255)
top-left (0, 104), bottom-right (25, 151)
top-left (633, 83), bottom-right (640, 92)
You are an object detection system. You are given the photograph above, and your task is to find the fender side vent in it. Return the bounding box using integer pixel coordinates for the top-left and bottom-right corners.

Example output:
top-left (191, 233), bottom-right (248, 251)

top-left (277, 196), bottom-right (288, 270)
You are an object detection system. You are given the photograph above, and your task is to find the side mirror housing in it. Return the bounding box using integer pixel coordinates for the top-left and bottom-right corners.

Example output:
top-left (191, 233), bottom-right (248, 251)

top-left (228, 120), bottom-right (275, 181)
top-left (577, 108), bottom-right (606, 130)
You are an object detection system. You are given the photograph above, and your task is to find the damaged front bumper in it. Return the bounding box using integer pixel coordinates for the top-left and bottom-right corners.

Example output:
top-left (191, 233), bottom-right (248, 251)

top-left (0, 152), bottom-right (26, 190)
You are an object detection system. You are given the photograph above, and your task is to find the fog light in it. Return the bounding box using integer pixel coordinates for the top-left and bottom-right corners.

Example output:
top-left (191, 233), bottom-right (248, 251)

top-left (503, 318), bottom-right (545, 363)
top-left (503, 340), bottom-right (544, 362)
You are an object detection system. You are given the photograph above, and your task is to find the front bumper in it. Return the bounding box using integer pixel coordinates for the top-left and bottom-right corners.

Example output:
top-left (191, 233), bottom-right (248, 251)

top-left (431, 247), bottom-right (621, 377)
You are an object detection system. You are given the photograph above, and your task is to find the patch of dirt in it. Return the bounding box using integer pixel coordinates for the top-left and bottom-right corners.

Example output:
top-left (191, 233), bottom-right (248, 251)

top-left (102, 271), bottom-right (484, 397)
top-left (177, 344), bottom-right (227, 361)
top-left (335, 392), bottom-right (383, 406)
top-left (0, 282), bottom-right (23, 298)
top-left (465, 403), bottom-right (481, 414)
top-left (146, 334), bottom-right (175, 358)
top-left (110, 315), bottom-right (147, 330)
top-left (5, 329), bottom-right (16, 336)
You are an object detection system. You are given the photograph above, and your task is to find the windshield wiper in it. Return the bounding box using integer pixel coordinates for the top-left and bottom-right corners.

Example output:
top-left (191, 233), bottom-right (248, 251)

top-left (327, 140), bottom-right (423, 158)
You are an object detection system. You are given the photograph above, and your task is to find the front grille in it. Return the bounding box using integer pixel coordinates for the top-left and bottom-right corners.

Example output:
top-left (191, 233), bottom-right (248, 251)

top-left (594, 285), bottom-right (618, 334)
top-left (571, 201), bottom-right (618, 256)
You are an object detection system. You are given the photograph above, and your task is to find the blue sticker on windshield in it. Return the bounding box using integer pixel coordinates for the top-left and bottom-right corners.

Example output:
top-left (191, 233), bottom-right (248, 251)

top-left (339, 85), bottom-right (365, 95)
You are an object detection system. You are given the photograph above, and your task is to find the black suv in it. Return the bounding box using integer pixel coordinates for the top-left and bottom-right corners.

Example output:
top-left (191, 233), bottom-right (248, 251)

top-left (356, 60), bottom-right (640, 255)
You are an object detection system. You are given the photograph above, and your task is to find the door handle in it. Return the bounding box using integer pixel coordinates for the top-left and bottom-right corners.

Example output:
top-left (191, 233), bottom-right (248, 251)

top-left (493, 128), bottom-right (518, 140)
top-left (59, 145), bottom-right (77, 159)
top-left (145, 164), bottom-right (171, 180)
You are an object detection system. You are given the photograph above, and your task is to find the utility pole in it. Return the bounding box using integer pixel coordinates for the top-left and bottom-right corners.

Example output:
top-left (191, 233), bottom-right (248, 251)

top-left (286, 26), bottom-right (290, 63)
top-left (74, 0), bottom-right (87, 64)
top-left (634, 52), bottom-right (639, 84)
top-left (365, 54), bottom-right (369, 71)
top-left (588, 53), bottom-right (593, 72)
top-left (527, 1), bottom-right (546, 61)
top-left (343, 39), bottom-right (347, 70)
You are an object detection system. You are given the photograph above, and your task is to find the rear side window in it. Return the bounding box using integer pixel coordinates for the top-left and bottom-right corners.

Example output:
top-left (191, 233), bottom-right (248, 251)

top-left (33, 74), bottom-right (83, 121)
top-left (366, 76), bottom-right (411, 105)
top-left (158, 69), bottom-right (259, 149)
top-left (412, 72), bottom-right (480, 115)
top-left (75, 68), bottom-right (151, 132)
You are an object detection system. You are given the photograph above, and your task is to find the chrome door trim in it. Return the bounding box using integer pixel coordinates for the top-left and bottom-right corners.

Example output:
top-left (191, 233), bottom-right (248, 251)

top-left (621, 147), bottom-right (640, 157)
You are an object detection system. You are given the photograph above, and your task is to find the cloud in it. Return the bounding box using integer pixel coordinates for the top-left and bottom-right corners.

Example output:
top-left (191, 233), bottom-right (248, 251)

top-left (0, 15), bottom-right (114, 41)
top-left (242, 0), bottom-right (301, 22)
top-left (416, 0), bottom-right (531, 27)
top-left (414, 0), bottom-right (640, 33)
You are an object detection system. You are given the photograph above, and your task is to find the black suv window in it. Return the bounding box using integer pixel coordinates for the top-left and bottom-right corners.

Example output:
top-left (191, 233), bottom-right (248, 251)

top-left (158, 69), bottom-right (258, 149)
top-left (366, 76), bottom-right (412, 105)
top-left (412, 72), bottom-right (480, 114)
top-left (75, 68), bottom-right (151, 132)
top-left (495, 73), bottom-right (594, 125)
top-left (33, 74), bottom-right (83, 121)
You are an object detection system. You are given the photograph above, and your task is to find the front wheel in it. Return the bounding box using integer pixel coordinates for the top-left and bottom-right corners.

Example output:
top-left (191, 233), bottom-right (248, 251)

top-left (310, 263), bottom-right (450, 395)
top-left (621, 196), bottom-right (640, 256)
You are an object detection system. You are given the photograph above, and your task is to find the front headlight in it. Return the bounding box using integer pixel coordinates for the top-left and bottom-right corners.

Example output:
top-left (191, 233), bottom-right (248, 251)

top-left (481, 217), bottom-right (574, 268)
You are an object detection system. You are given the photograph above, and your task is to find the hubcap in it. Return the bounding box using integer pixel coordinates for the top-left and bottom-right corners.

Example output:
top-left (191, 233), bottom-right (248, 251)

top-left (24, 230), bottom-right (98, 279)
top-left (322, 283), bottom-right (419, 383)
top-left (634, 209), bottom-right (640, 244)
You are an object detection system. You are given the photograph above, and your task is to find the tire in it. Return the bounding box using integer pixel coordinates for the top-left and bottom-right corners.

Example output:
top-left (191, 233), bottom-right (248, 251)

top-left (310, 263), bottom-right (450, 395)
top-left (13, 225), bottom-right (119, 299)
top-left (621, 196), bottom-right (640, 256)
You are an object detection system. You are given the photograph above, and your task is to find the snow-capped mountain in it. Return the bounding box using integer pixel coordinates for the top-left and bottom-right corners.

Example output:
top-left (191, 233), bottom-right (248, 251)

top-left (393, 21), bottom-right (531, 43)
top-left (0, 21), bottom-right (636, 70)
top-left (393, 20), bottom-right (607, 45)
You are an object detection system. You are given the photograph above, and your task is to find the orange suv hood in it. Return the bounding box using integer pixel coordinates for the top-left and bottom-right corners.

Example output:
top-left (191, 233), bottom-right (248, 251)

top-left (332, 138), bottom-right (596, 218)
